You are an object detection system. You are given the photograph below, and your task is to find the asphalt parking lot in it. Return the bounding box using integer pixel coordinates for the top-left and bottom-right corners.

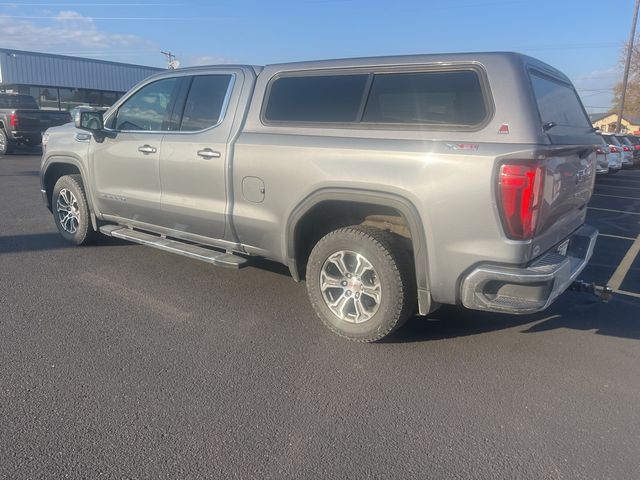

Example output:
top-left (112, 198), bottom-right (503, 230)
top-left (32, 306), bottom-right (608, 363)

top-left (1, 154), bottom-right (639, 479)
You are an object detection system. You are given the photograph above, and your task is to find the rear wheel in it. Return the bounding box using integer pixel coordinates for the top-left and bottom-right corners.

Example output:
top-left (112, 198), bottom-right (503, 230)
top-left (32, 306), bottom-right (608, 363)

top-left (0, 129), bottom-right (13, 155)
top-left (306, 225), bottom-right (416, 342)
top-left (52, 174), bottom-right (97, 245)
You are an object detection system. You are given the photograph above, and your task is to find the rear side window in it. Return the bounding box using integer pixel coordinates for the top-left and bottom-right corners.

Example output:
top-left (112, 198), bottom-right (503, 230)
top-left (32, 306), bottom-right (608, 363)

top-left (530, 72), bottom-right (590, 128)
top-left (180, 75), bottom-right (232, 132)
top-left (0, 95), bottom-right (38, 109)
top-left (264, 74), bottom-right (368, 122)
top-left (363, 71), bottom-right (487, 125)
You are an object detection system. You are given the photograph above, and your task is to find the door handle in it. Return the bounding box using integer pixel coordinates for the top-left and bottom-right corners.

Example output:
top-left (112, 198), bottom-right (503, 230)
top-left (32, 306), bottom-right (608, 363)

top-left (197, 148), bottom-right (221, 159)
top-left (138, 145), bottom-right (157, 154)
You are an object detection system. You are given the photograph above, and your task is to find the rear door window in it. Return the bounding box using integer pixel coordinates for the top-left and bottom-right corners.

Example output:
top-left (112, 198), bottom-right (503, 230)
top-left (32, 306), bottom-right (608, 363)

top-left (264, 74), bottom-right (368, 123)
top-left (529, 71), bottom-right (591, 129)
top-left (179, 75), bottom-right (233, 132)
top-left (362, 70), bottom-right (487, 125)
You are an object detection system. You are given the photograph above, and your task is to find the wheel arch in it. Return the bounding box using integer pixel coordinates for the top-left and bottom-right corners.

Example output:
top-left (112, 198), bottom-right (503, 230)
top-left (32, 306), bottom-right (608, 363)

top-left (285, 188), bottom-right (432, 315)
top-left (42, 156), bottom-right (96, 228)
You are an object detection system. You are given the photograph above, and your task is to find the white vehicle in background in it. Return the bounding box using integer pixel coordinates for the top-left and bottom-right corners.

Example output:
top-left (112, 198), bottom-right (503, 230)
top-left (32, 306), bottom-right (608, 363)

top-left (601, 134), bottom-right (623, 174)
top-left (595, 137), bottom-right (610, 175)
top-left (615, 134), bottom-right (637, 167)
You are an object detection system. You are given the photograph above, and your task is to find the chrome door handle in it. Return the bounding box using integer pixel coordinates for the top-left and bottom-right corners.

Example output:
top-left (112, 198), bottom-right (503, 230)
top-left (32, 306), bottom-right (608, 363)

top-left (197, 148), bottom-right (221, 159)
top-left (138, 145), bottom-right (157, 154)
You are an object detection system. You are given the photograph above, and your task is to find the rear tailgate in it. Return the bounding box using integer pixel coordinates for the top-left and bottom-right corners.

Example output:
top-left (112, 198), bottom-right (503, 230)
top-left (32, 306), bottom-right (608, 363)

top-left (531, 146), bottom-right (595, 258)
top-left (14, 109), bottom-right (71, 133)
top-left (527, 69), bottom-right (599, 259)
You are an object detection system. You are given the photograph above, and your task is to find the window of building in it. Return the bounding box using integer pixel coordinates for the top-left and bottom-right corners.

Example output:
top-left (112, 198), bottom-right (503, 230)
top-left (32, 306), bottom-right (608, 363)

top-left (0, 84), bottom-right (123, 111)
top-left (179, 75), bottom-right (232, 132)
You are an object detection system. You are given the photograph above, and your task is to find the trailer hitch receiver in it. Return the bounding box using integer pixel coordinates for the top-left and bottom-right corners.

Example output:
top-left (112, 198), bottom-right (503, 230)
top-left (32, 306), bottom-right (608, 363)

top-left (569, 280), bottom-right (613, 302)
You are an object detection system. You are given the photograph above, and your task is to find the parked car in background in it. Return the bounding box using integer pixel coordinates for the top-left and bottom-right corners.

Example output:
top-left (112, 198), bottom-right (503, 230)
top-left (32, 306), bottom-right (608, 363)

top-left (602, 134), bottom-right (624, 173)
top-left (617, 134), bottom-right (640, 166)
top-left (595, 137), bottom-right (610, 175)
top-left (0, 93), bottom-right (71, 155)
top-left (613, 134), bottom-right (635, 167)
top-left (40, 52), bottom-right (600, 342)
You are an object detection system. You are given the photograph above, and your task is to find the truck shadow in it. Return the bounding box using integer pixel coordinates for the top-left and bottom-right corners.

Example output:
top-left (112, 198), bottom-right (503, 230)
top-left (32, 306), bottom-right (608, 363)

top-left (243, 257), bottom-right (640, 342)
top-left (0, 232), bottom-right (133, 254)
top-left (386, 293), bottom-right (640, 343)
top-left (0, 170), bottom-right (40, 177)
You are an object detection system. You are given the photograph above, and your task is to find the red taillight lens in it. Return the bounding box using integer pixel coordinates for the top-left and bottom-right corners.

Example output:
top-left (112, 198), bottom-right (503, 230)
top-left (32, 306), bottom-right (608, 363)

top-left (9, 113), bottom-right (17, 128)
top-left (623, 146), bottom-right (631, 151)
top-left (634, 145), bottom-right (640, 150)
top-left (610, 146), bottom-right (619, 153)
top-left (596, 148), bottom-right (604, 154)
top-left (498, 163), bottom-right (544, 240)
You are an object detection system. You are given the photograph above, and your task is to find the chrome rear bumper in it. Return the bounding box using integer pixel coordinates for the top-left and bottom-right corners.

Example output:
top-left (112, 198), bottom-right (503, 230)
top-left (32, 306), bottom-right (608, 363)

top-left (461, 225), bottom-right (598, 314)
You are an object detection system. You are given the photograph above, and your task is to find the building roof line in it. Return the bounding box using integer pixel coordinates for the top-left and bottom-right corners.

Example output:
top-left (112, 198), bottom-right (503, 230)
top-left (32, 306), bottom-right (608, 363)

top-left (0, 47), bottom-right (162, 71)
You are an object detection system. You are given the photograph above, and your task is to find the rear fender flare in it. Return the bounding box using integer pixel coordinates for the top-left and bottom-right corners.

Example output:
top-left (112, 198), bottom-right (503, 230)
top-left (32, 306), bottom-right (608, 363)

top-left (285, 188), bottom-right (431, 315)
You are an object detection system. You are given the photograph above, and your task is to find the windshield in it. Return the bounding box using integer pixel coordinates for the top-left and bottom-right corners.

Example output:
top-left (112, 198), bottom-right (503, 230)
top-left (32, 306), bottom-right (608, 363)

top-left (529, 71), bottom-right (591, 129)
top-left (0, 95), bottom-right (39, 109)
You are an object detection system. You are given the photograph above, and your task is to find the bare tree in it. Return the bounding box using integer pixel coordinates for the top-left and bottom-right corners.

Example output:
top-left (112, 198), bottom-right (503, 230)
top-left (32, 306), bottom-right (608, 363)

top-left (611, 36), bottom-right (640, 118)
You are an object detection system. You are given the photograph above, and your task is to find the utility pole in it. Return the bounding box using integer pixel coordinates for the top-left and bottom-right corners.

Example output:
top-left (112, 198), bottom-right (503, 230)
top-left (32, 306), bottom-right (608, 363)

top-left (161, 51), bottom-right (179, 69)
top-left (616, 0), bottom-right (640, 133)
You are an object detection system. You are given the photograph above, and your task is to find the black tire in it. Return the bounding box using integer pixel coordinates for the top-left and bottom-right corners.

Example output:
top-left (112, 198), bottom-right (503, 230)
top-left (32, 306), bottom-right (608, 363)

top-left (52, 174), bottom-right (97, 245)
top-left (0, 129), bottom-right (13, 155)
top-left (306, 225), bottom-right (416, 342)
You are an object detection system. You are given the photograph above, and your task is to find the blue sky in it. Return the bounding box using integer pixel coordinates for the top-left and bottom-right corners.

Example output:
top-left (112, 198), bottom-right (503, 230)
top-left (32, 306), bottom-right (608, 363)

top-left (0, 0), bottom-right (635, 112)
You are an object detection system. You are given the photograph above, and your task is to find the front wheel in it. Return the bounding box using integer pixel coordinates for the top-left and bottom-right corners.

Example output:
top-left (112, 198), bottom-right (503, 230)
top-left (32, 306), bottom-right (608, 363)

top-left (52, 174), bottom-right (97, 245)
top-left (306, 226), bottom-right (416, 342)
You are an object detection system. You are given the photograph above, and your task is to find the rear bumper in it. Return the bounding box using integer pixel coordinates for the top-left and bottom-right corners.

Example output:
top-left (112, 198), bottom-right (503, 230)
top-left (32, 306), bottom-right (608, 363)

top-left (461, 224), bottom-right (598, 314)
top-left (8, 131), bottom-right (42, 144)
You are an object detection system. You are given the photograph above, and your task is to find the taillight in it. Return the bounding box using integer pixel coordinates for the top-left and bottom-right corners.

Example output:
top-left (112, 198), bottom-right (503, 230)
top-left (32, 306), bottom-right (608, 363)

top-left (610, 146), bottom-right (619, 153)
top-left (596, 148), bottom-right (604, 154)
top-left (498, 163), bottom-right (544, 240)
top-left (623, 146), bottom-right (631, 151)
top-left (634, 145), bottom-right (640, 150)
top-left (9, 113), bottom-right (18, 128)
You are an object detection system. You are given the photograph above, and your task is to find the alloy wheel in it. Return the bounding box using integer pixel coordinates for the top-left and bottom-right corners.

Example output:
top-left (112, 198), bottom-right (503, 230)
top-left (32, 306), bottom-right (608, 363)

top-left (319, 250), bottom-right (382, 324)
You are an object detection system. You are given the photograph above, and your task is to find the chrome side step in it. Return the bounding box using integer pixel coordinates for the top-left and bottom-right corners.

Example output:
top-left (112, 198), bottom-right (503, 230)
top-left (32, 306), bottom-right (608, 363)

top-left (99, 225), bottom-right (247, 269)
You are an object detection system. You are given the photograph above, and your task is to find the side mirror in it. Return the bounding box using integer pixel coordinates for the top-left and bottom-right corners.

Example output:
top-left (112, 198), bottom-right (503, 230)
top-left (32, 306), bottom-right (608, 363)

top-left (75, 111), bottom-right (104, 132)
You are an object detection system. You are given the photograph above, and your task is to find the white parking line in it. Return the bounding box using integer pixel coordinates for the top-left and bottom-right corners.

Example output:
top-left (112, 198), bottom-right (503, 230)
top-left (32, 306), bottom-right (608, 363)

top-left (614, 289), bottom-right (640, 299)
top-left (588, 207), bottom-right (640, 216)
top-left (598, 233), bottom-right (637, 241)
top-left (608, 234), bottom-right (640, 290)
top-left (593, 193), bottom-right (640, 201)
top-left (595, 184), bottom-right (640, 191)
top-left (599, 176), bottom-right (640, 182)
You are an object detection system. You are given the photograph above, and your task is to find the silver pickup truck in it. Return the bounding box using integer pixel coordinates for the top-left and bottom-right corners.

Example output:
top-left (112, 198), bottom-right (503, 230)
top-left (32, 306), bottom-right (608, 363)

top-left (40, 52), bottom-right (599, 342)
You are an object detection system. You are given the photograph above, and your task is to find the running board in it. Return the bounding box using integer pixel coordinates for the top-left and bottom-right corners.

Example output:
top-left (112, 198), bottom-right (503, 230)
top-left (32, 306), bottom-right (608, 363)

top-left (99, 225), bottom-right (247, 268)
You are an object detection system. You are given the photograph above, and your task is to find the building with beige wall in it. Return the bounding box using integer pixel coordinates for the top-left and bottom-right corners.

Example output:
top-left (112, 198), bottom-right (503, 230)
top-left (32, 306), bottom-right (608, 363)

top-left (589, 112), bottom-right (640, 134)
